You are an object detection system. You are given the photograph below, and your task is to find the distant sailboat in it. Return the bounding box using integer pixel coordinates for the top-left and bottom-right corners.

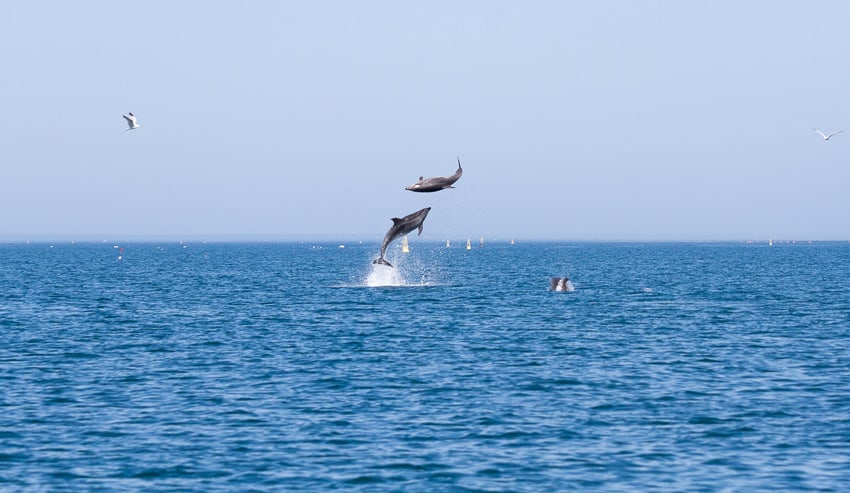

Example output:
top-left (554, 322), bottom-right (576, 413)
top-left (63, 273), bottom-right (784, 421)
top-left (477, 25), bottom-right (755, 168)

top-left (510, 238), bottom-right (515, 245)
top-left (466, 238), bottom-right (471, 250)
top-left (769, 238), bottom-right (773, 247)
top-left (446, 239), bottom-right (451, 248)
top-left (479, 236), bottom-right (484, 248)
top-left (402, 235), bottom-right (410, 253)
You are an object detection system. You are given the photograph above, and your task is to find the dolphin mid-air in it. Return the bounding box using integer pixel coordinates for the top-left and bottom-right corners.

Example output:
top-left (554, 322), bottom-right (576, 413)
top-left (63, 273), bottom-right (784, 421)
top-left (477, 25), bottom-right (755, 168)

top-left (405, 157), bottom-right (463, 193)
top-left (373, 207), bottom-right (431, 268)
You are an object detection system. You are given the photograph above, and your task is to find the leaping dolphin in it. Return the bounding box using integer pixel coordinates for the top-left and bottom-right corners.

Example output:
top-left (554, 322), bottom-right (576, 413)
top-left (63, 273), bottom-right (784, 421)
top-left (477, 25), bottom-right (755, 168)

top-left (373, 207), bottom-right (431, 268)
top-left (405, 157), bottom-right (463, 193)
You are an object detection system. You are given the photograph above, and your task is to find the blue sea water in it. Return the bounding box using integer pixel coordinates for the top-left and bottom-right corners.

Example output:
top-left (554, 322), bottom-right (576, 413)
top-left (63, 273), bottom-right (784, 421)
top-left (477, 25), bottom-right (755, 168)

top-left (1, 241), bottom-right (849, 492)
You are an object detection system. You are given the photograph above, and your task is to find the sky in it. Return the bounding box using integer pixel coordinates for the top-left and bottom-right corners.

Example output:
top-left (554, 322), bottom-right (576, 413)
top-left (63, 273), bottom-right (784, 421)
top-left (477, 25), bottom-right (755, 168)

top-left (2, 1), bottom-right (849, 241)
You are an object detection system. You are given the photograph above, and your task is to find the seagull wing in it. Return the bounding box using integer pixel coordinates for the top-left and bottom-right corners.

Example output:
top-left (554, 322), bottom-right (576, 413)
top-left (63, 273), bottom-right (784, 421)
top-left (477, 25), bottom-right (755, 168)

top-left (813, 127), bottom-right (828, 139)
top-left (827, 130), bottom-right (844, 139)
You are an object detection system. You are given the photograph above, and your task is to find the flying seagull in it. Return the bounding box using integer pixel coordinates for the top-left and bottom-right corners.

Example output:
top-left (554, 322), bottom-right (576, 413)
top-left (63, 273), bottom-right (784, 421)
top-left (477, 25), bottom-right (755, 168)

top-left (123, 112), bottom-right (139, 130)
top-left (812, 127), bottom-right (842, 141)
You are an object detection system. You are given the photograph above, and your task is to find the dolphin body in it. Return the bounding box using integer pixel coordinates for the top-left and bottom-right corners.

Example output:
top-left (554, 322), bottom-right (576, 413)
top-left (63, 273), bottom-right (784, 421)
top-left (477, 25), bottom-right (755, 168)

top-left (550, 277), bottom-right (574, 292)
top-left (373, 207), bottom-right (431, 267)
top-left (405, 158), bottom-right (463, 193)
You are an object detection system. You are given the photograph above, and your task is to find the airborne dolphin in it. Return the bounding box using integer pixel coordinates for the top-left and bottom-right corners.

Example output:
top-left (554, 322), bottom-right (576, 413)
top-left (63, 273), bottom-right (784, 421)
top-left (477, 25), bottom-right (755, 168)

top-left (373, 207), bottom-right (431, 267)
top-left (405, 158), bottom-right (463, 193)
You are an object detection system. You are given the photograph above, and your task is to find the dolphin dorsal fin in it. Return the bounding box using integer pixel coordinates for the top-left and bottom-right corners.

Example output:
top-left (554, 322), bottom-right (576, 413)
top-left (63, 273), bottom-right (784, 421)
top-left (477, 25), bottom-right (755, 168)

top-left (418, 176), bottom-right (424, 181)
top-left (391, 217), bottom-right (403, 224)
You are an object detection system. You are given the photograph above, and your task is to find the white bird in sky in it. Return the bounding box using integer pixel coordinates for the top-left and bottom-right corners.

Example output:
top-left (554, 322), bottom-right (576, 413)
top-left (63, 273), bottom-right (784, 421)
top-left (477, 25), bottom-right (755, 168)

top-left (812, 127), bottom-right (842, 141)
top-left (123, 112), bottom-right (139, 130)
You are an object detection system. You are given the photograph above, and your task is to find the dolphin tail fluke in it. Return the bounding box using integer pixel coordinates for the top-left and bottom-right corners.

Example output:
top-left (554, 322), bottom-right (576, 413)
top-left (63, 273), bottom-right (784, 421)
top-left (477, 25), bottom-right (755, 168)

top-left (457, 156), bottom-right (462, 170)
top-left (373, 257), bottom-right (393, 268)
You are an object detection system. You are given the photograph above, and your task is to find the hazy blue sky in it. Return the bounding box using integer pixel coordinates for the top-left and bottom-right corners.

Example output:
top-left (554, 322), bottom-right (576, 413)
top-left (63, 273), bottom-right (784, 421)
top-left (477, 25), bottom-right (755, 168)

top-left (2, 1), bottom-right (849, 241)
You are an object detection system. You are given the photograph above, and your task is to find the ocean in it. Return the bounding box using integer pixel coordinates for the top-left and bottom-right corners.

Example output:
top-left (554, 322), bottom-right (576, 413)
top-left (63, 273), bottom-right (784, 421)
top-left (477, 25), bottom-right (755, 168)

top-left (1, 241), bottom-right (849, 491)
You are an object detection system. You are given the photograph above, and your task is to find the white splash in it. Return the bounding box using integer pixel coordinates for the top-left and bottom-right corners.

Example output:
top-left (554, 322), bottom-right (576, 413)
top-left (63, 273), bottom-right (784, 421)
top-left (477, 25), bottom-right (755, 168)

top-left (365, 263), bottom-right (407, 287)
top-left (552, 278), bottom-right (575, 292)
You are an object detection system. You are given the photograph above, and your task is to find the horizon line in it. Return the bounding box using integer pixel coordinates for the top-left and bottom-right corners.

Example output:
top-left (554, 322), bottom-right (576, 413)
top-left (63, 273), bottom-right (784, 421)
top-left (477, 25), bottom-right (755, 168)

top-left (1, 235), bottom-right (847, 245)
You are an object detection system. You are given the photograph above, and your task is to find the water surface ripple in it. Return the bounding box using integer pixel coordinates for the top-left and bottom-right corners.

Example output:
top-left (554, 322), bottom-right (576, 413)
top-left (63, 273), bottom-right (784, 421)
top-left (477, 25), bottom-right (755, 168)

top-left (1, 242), bottom-right (849, 491)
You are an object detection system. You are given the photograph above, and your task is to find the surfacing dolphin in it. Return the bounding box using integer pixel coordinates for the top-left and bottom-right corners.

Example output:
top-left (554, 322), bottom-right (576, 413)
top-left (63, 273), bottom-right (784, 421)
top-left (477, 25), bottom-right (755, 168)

top-left (373, 207), bottom-right (431, 268)
top-left (550, 277), bottom-right (574, 292)
top-left (405, 157), bottom-right (463, 193)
